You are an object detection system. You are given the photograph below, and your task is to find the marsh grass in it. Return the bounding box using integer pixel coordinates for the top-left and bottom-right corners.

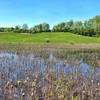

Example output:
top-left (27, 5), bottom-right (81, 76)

top-left (0, 46), bottom-right (100, 100)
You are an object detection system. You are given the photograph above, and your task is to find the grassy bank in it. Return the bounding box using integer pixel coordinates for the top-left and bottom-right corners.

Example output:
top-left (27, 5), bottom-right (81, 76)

top-left (0, 32), bottom-right (100, 44)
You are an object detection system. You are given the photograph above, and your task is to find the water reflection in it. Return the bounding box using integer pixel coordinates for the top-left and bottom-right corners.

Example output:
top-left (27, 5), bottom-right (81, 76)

top-left (0, 52), bottom-right (100, 100)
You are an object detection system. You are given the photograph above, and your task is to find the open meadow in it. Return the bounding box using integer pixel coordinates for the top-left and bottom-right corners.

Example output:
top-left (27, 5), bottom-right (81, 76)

top-left (0, 32), bottom-right (100, 44)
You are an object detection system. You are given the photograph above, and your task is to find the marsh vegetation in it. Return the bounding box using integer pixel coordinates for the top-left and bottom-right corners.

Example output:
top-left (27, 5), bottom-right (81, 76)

top-left (0, 46), bottom-right (100, 100)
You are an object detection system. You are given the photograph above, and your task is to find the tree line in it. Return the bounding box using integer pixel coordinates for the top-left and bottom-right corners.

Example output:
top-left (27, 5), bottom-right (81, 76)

top-left (0, 15), bottom-right (100, 37)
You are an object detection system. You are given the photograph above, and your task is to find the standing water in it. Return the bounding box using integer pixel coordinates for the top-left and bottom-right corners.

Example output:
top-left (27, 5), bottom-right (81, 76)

top-left (0, 49), bottom-right (100, 100)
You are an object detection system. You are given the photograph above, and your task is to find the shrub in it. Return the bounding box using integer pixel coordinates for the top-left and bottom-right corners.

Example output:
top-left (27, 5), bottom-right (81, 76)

top-left (46, 38), bottom-right (50, 43)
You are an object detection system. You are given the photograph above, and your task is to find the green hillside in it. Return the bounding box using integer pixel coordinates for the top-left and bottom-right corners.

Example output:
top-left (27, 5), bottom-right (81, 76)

top-left (0, 32), bottom-right (100, 44)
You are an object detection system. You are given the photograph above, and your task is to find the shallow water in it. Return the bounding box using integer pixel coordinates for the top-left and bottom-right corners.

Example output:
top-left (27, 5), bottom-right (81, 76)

top-left (0, 51), bottom-right (100, 99)
top-left (0, 52), bottom-right (99, 81)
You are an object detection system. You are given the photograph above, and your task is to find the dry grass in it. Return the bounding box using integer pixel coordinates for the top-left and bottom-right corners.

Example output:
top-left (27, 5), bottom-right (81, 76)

top-left (0, 45), bottom-right (100, 100)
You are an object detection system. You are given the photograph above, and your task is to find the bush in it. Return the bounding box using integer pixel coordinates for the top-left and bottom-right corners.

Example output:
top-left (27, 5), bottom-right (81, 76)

top-left (70, 42), bottom-right (74, 45)
top-left (46, 38), bottom-right (50, 43)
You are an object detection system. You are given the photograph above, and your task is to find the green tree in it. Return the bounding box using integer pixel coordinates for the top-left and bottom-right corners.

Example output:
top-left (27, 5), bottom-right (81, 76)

top-left (42, 23), bottom-right (50, 32)
top-left (52, 22), bottom-right (66, 32)
top-left (65, 20), bottom-right (74, 32)
top-left (72, 21), bottom-right (83, 34)
top-left (31, 24), bottom-right (42, 33)
top-left (22, 24), bottom-right (29, 33)
top-left (14, 25), bottom-right (21, 33)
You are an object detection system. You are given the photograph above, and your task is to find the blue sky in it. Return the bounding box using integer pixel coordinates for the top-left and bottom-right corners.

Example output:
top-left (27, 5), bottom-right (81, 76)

top-left (0, 0), bottom-right (100, 27)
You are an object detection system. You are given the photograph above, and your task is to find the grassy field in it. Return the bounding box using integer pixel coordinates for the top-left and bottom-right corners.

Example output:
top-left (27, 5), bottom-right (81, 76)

top-left (0, 32), bottom-right (100, 44)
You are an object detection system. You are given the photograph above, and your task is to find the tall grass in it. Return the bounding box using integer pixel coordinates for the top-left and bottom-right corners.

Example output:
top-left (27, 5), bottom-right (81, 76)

top-left (0, 48), bottom-right (100, 100)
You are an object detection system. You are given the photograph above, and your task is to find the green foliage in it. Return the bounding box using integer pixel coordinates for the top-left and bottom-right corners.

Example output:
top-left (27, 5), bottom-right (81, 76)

top-left (0, 27), bottom-right (14, 32)
top-left (14, 25), bottom-right (21, 33)
top-left (0, 15), bottom-right (100, 37)
top-left (31, 23), bottom-right (50, 33)
top-left (45, 38), bottom-right (50, 43)
top-left (22, 24), bottom-right (29, 33)
top-left (42, 23), bottom-right (50, 32)
top-left (52, 15), bottom-right (100, 36)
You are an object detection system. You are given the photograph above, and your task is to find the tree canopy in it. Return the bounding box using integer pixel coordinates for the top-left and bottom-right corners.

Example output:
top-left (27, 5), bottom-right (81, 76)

top-left (0, 15), bottom-right (100, 37)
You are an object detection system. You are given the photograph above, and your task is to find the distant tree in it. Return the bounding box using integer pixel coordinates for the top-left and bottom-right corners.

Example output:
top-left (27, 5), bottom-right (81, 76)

top-left (52, 25), bottom-right (58, 32)
top-left (31, 24), bottom-right (42, 33)
top-left (52, 16), bottom-right (100, 37)
top-left (72, 21), bottom-right (83, 34)
top-left (0, 15), bottom-right (100, 37)
top-left (0, 27), bottom-right (4, 32)
top-left (14, 25), bottom-right (21, 33)
top-left (52, 21), bottom-right (73, 32)
top-left (36, 24), bottom-right (42, 32)
top-left (52, 22), bottom-right (66, 32)
top-left (65, 20), bottom-right (74, 32)
top-left (31, 23), bottom-right (50, 33)
top-left (22, 24), bottom-right (29, 33)
top-left (0, 27), bottom-right (14, 32)
top-left (10, 27), bottom-right (15, 32)
top-left (42, 23), bottom-right (50, 32)
top-left (59, 22), bottom-right (66, 32)
top-left (92, 15), bottom-right (100, 36)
